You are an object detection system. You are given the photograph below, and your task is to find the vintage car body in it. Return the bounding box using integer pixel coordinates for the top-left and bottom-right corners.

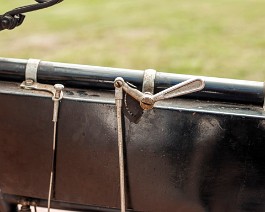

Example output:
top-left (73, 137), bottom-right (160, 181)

top-left (0, 57), bottom-right (264, 212)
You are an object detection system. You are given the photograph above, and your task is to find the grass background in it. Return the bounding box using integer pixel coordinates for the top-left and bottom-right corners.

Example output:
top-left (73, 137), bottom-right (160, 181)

top-left (1, 0), bottom-right (265, 81)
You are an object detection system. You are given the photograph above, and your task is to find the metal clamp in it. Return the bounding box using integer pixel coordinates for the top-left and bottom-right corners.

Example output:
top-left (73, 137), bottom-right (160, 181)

top-left (25, 59), bottom-right (41, 82)
top-left (21, 80), bottom-right (63, 101)
top-left (114, 76), bottom-right (205, 212)
top-left (115, 77), bottom-right (205, 110)
top-left (142, 69), bottom-right (156, 94)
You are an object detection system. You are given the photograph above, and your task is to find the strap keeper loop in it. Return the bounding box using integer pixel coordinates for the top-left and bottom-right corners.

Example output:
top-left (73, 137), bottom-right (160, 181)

top-left (25, 58), bottom-right (41, 82)
top-left (142, 69), bottom-right (156, 94)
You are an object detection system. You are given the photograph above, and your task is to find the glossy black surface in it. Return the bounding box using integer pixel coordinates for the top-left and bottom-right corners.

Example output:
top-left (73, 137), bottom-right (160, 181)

top-left (0, 92), bottom-right (53, 199)
top-left (0, 57), bottom-right (264, 105)
top-left (0, 81), bottom-right (264, 211)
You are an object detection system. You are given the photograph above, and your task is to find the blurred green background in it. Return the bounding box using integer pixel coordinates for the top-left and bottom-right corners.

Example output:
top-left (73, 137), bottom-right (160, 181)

top-left (1, 0), bottom-right (265, 80)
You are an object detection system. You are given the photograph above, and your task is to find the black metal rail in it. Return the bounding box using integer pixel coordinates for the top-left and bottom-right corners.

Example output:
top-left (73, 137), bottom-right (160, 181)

top-left (0, 57), bottom-right (264, 105)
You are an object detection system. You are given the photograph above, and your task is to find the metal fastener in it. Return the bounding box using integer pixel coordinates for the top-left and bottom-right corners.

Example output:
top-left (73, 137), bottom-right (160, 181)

top-left (54, 84), bottom-right (64, 99)
top-left (25, 79), bottom-right (34, 86)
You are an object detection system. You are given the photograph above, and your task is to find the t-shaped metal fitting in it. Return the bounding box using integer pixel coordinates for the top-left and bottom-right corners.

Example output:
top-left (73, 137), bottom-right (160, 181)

top-left (114, 77), bottom-right (205, 110)
top-left (54, 84), bottom-right (64, 99)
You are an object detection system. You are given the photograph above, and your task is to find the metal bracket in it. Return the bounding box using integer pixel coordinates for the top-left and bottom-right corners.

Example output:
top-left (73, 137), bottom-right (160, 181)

top-left (25, 59), bottom-right (41, 83)
top-left (18, 199), bottom-right (38, 212)
top-left (115, 77), bottom-right (205, 110)
top-left (20, 79), bottom-right (64, 212)
top-left (142, 69), bottom-right (156, 94)
top-left (114, 76), bottom-right (205, 212)
top-left (20, 80), bottom-right (63, 101)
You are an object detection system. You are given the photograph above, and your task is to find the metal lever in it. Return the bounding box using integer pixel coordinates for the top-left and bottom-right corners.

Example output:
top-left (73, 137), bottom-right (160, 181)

top-left (21, 80), bottom-right (64, 212)
top-left (114, 86), bottom-right (126, 212)
top-left (114, 77), bottom-right (204, 212)
top-left (114, 77), bottom-right (205, 110)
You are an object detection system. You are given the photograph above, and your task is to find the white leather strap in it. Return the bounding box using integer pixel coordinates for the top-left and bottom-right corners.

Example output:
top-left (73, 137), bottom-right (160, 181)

top-left (25, 58), bottom-right (41, 82)
top-left (142, 69), bottom-right (156, 94)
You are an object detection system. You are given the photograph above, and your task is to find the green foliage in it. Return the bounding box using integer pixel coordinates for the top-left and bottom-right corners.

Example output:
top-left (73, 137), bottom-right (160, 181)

top-left (1, 0), bottom-right (265, 80)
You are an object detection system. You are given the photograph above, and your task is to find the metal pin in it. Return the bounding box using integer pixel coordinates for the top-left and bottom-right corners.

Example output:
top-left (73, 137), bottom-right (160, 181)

top-left (54, 84), bottom-right (64, 99)
top-left (114, 83), bottom-right (126, 212)
top-left (47, 84), bottom-right (64, 212)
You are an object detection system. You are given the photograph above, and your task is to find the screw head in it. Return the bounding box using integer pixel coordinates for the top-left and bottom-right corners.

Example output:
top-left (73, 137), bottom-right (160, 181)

top-left (114, 80), bottom-right (123, 88)
top-left (114, 77), bottom-right (124, 88)
top-left (54, 84), bottom-right (64, 99)
top-left (25, 79), bottom-right (34, 86)
top-left (54, 84), bottom-right (64, 91)
top-left (140, 96), bottom-right (154, 110)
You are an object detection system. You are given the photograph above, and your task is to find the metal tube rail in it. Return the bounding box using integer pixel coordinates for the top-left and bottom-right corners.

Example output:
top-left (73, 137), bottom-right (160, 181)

top-left (0, 57), bottom-right (264, 105)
